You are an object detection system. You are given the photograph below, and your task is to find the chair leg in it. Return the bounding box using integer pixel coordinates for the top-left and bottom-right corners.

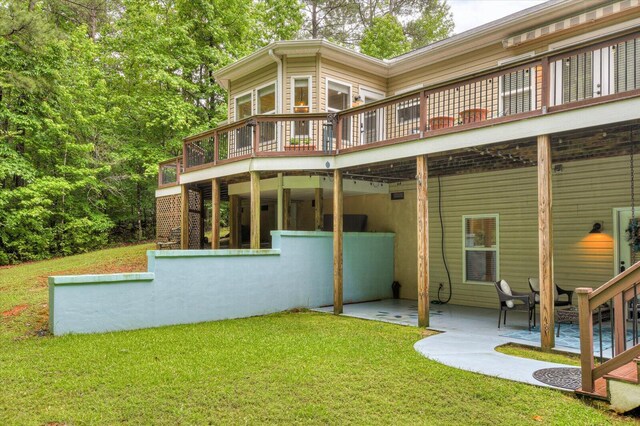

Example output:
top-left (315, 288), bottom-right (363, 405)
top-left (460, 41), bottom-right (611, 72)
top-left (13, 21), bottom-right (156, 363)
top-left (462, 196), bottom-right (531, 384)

top-left (504, 310), bottom-right (507, 325)
top-left (556, 321), bottom-right (561, 337)
top-left (498, 310), bottom-right (501, 329)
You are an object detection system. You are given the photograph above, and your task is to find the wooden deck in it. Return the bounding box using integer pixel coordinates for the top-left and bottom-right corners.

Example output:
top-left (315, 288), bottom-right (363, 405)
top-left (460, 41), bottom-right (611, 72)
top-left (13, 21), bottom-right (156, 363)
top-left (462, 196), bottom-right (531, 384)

top-left (577, 359), bottom-right (639, 400)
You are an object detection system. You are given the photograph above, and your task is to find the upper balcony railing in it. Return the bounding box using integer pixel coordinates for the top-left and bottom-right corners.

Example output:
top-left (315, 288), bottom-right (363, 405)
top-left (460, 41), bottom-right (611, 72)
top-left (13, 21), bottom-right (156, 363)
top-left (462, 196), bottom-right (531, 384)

top-left (158, 156), bottom-right (182, 187)
top-left (169, 31), bottom-right (640, 178)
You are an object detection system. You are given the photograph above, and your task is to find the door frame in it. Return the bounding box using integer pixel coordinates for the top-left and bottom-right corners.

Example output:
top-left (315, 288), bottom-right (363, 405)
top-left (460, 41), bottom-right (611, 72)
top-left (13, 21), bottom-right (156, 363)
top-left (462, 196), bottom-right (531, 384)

top-left (612, 207), bottom-right (640, 276)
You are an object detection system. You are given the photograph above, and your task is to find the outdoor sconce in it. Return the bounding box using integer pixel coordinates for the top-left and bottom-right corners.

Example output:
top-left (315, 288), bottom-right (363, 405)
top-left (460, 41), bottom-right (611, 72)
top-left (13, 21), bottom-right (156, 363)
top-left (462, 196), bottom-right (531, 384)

top-left (352, 95), bottom-right (364, 107)
top-left (589, 222), bottom-right (603, 234)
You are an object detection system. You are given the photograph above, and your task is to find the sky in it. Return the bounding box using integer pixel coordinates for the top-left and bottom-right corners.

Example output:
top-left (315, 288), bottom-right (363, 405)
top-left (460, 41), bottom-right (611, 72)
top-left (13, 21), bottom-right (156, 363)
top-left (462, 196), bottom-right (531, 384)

top-left (449, 0), bottom-right (548, 34)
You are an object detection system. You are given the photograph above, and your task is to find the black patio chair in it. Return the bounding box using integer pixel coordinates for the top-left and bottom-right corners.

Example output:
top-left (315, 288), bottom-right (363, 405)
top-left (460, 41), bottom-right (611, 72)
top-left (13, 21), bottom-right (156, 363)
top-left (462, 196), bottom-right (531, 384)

top-left (495, 280), bottom-right (536, 331)
top-left (528, 277), bottom-right (573, 307)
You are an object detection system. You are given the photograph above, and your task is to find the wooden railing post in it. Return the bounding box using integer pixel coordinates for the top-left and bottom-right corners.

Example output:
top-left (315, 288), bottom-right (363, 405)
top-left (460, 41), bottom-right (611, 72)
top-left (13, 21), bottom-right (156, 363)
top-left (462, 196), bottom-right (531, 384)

top-left (182, 141), bottom-right (188, 172)
top-left (420, 91), bottom-right (428, 137)
top-left (577, 287), bottom-right (594, 392)
top-left (213, 131), bottom-right (219, 165)
top-left (335, 116), bottom-right (342, 152)
top-left (540, 56), bottom-right (549, 113)
top-left (253, 120), bottom-right (260, 155)
top-left (613, 293), bottom-right (625, 355)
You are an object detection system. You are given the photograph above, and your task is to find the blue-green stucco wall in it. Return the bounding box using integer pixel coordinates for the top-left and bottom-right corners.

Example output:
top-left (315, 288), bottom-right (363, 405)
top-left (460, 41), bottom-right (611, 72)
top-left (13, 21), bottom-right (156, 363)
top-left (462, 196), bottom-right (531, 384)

top-left (49, 231), bottom-right (395, 335)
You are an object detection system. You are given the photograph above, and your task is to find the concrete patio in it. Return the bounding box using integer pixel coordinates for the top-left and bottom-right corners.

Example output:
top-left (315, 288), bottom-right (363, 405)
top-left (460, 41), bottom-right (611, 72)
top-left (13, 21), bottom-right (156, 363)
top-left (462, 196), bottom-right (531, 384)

top-left (314, 299), bottom-right (588, 389)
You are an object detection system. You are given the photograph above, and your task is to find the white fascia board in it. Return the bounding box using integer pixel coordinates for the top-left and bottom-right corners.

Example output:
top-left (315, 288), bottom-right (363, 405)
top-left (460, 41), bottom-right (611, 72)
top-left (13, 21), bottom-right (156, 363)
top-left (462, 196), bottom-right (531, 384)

top-left (155, 186), bottom-right (181, 198)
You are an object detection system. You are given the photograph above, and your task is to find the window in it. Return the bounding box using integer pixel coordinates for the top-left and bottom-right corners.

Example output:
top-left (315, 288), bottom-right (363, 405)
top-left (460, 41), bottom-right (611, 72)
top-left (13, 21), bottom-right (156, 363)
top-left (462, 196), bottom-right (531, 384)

top-left (327, 80), bottom-right (350, 111)
top-left (257, 83), bottom-right (276, 114)
top-left (257, 82), bottom-right (276, 146)
top-left (235, 92), bottom-right (252, 120)
top-left (292, 77), bottom-right (310, 113)
top-left (327, 80), bottom-right (351, 142)
top-left (292, 77), bottom-right (311, 137)
top-left (234, 92), bottom-right (253, 149)
top-left (499, 67), bottom-right (536, 116)
top-left (463, 215), bottom-right (499, 283)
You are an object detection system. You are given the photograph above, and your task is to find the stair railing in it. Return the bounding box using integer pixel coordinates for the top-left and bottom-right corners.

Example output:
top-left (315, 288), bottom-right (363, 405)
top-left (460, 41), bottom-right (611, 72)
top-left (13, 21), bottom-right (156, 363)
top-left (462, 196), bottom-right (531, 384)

top-left (577, 261), bottom-right (640, 392)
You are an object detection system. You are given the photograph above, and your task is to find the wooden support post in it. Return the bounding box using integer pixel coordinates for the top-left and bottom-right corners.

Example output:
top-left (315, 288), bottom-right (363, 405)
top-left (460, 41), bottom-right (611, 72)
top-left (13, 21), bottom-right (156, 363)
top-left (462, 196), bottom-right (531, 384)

top-left (333, 169), bottom-right (343, 314)
top-left (577, 288), bottom-right (594, 392)
top-left (229, 195), bottom-right (239, 249)
top-left (211, 178), bottom-right (220, 249)
top-left (538, 134), bottom-right (554, 350)
top-left (277, 173), bottom-right (284, 230)
top-left (283, 188), bottom-right (291, 230)
top-left (181, 184), bottom-right (189, 249)
top-left (250, 171), bottom-right (261, 249)
top-left (315, 188), bottom-right (324, 230)
top-left (417, 155), bottom-right (430, 327)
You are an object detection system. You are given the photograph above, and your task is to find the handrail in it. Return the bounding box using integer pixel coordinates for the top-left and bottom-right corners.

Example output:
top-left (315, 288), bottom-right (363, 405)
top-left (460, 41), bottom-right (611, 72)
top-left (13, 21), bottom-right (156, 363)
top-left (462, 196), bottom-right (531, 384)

top-left (577, 260), bottom-right (640, 393)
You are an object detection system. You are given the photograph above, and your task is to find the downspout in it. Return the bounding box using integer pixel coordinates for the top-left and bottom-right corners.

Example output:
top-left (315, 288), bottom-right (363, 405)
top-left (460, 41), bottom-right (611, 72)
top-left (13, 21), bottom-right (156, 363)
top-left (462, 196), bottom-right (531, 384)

top-left (268, 49), bottom-right (283, 114)
top-left (268, 49), bottom-right (283, 151)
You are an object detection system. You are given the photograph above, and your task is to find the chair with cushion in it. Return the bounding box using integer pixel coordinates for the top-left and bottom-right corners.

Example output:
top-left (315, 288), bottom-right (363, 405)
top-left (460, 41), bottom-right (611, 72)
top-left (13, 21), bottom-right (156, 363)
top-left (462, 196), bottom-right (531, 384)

top-left (528, 277), bottom-right (573, 307)
top-left (495, 280), bottom-right (536, 331)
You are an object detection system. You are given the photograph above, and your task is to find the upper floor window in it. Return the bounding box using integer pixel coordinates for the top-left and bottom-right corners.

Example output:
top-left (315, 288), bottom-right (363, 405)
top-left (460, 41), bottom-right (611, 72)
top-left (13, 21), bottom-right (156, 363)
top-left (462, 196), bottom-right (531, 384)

top-left (463, 215), bottom-right (499, 284)
top-left (257, 83), bottom-right (276, 114)
top-left (292, 77), bottom-right (311, 113)
top-left (235, 92), bottom-right (252, 120)
top-left (327, 80), bottom-right (351, 111)
top-left (396, 99), bottom-right (420, 125)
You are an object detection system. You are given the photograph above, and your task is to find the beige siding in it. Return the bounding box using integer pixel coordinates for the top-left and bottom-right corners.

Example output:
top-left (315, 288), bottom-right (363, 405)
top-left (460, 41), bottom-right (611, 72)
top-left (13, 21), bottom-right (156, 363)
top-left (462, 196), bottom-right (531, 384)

top-left (388, 11), bottom-right (640, 95)
top-left (285, 56), bottom-right (317, 112)
top-left (320, 58), bottom-right (387, 110)
top-left (229, 63), bottom-right (277, 120)
top-left (324, 155), bottom-right (638, 309)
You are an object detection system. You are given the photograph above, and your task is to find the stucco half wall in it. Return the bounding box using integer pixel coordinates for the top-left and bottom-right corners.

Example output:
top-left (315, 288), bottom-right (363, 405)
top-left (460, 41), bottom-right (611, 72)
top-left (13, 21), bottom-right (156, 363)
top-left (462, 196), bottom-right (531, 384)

top-left (48, 231), bottom-right (394, 335)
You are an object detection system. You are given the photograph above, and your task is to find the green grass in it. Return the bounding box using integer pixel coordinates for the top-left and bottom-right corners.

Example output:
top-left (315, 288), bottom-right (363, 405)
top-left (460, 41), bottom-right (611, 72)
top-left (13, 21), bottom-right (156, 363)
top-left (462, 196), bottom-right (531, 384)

top-left (0, 244), bottom-right (636, 424)
top-left (495, 343), bottom-right (582, 366)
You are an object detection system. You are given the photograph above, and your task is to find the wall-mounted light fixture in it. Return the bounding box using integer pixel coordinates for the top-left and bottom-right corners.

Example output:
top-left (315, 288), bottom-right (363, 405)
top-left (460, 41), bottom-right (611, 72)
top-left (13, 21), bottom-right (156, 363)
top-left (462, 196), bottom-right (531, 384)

top-left (589, 222), bottom-right (603, 234)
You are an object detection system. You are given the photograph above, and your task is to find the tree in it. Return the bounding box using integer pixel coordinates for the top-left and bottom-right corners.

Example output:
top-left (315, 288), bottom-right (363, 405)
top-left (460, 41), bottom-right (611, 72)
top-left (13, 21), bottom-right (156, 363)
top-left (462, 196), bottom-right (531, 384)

top-left (360, 14), bottom-right (409, 59)
top-left (405, 0), bottom-right (454, 50)
top-left (299, 0), bottom-right (454, 52)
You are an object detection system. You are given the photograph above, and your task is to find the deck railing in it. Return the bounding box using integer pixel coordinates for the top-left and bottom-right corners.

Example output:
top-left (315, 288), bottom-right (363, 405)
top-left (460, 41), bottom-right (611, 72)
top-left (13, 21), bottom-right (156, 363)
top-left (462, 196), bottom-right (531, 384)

top-left (163, 31), bottom-right (640, 177)
top-left (158, 156), bottom-right (182, 187)
top-left (577, 261), bottom-right (640, 393)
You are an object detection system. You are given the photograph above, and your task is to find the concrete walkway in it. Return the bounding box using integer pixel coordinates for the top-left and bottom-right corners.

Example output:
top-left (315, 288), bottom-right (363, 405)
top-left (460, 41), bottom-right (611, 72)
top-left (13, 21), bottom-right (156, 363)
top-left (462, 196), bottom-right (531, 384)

top-left (413, 330), bottom-right (574, 389)
top-left (315, 299), bottom-right (579, 390)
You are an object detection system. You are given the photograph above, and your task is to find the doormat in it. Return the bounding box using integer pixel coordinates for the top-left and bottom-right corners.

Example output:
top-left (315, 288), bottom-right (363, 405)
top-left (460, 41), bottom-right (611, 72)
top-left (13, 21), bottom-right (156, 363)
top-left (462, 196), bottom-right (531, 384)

top-left (533, 367), bottom-right (582, 390)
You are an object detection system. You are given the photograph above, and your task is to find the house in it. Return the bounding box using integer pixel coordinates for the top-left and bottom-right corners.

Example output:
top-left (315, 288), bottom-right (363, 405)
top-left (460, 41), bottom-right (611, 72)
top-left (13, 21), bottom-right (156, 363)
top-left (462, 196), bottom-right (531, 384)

top-left (51, 0), bottom-right (640, 408)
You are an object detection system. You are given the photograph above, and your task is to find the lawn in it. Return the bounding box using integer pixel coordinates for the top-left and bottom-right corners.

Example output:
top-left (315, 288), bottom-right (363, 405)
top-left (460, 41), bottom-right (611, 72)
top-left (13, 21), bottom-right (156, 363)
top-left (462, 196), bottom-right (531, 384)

top-left (0, 244), bottom-right (636, 424)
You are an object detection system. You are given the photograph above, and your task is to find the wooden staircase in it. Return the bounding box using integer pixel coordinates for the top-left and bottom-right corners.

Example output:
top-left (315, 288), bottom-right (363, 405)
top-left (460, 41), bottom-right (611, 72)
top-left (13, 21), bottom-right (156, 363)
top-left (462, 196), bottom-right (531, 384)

top-left (577, 358), bottom-right (640, 412)
top-left (576, 262), bottom-right (640, 413)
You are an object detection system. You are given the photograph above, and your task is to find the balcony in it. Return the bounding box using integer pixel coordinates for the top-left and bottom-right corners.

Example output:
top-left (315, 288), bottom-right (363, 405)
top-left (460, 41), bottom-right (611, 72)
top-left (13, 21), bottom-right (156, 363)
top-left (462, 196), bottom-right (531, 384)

top-left (163, 32), bottom-right (640, 182)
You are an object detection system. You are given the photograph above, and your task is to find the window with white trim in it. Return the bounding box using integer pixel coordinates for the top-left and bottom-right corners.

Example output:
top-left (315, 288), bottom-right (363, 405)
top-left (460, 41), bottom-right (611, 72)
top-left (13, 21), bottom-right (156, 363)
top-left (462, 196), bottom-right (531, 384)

top-left (257, 83), bottom-right (276, 114)
top-left (327, 79), bottom-right (351, 143)
top-left (234, 92), bottom-right (253, 149)
top-left (292, 77), bottom-right (311, 137)
top-left (463, 215), bottom-right (499, 283)
top-left (235, 93), bottom-right (252, 120)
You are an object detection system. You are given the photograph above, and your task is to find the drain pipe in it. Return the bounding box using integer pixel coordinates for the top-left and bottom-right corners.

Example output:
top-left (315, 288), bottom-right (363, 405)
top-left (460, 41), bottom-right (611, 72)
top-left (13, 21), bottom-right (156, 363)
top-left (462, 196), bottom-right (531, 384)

top-left (268, 48), bottom-right (283, 151)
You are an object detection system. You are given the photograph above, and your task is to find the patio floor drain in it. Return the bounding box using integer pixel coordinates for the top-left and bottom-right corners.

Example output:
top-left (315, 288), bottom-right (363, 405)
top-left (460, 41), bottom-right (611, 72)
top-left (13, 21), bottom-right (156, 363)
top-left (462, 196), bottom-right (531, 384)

top-left (532, 367), bottom-right (581, 390)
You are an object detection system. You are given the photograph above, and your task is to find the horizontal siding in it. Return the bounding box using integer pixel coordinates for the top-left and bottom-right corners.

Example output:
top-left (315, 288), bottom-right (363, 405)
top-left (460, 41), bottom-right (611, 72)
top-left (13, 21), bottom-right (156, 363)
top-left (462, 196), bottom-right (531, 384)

top-left (229, 63), bottom-right (277, 119)
top-left (327, 155), bottom-right (640, 309)
top-left (388, 11), bottom-right (640, 94)
top-left (320, 58), bottom-right (387, 111)
top-left (285, 56), bottom-right (317, 113)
